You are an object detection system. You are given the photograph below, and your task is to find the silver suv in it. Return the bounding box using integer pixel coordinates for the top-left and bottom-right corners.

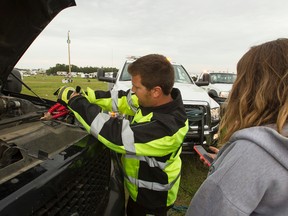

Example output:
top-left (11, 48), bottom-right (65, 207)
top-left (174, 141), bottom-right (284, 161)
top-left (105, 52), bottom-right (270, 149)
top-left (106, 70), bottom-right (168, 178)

top-left (98, 57), bottom-right (220, 152)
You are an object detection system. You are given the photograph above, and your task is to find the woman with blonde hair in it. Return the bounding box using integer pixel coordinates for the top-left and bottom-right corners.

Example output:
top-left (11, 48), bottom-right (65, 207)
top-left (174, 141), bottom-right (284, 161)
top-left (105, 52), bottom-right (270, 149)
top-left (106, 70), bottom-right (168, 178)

top-left (186, 38), bottom-right (288, 216)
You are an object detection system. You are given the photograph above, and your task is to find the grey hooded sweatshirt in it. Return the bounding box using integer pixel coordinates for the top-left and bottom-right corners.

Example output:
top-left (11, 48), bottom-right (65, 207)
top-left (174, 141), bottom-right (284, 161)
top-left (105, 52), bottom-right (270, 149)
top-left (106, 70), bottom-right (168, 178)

top-left (186, 124), bottom-right (288, 216)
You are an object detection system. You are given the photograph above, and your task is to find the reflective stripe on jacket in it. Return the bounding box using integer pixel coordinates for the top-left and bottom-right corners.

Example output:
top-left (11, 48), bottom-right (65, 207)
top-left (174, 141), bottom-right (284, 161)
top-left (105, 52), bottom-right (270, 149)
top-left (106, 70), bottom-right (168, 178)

top-left (68, 88), bottom-right (189, 209)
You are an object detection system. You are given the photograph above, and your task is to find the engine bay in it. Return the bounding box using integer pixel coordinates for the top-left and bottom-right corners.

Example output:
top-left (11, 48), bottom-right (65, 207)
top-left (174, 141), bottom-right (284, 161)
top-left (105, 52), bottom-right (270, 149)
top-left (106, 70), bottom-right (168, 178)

top-left (0, 95), bottom-right (45, 125)
top-left (0, 94), bottom-right (87, 183)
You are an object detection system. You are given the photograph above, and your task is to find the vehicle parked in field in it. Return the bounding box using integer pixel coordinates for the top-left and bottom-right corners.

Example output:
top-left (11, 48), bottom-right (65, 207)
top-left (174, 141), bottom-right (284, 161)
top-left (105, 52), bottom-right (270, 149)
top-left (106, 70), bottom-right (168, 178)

top-left (196, 71), bottom-right (236, 99)
top-left (98, 57), bottom-right (221, 152)
top-left (0, 0), bottom-right (124, 215)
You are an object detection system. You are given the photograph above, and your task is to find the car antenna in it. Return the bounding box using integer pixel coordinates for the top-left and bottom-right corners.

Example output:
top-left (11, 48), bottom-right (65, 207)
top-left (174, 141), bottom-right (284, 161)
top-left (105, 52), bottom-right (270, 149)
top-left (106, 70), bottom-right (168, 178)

top-left (11, 72), bottom-right (47, 103)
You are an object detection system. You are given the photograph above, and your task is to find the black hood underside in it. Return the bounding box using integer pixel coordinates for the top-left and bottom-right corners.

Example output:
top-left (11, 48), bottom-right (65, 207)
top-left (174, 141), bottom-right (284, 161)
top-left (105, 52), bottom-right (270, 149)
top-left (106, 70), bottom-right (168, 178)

top-left (0, 0), bottom-right (76, 84)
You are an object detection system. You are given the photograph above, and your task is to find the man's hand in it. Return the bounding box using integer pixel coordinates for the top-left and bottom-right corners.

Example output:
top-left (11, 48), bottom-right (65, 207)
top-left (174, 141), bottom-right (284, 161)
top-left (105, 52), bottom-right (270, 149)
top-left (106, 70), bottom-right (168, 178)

top-left (57, 86), bottom-right (75, 106)
top-left (40, 112), bottom-right (52, 120)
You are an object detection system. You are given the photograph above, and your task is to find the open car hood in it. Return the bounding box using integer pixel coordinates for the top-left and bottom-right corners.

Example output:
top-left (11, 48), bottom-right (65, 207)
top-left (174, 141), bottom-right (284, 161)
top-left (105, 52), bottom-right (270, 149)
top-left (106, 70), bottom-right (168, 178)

top-left (0, 0), bottom-right (76, 85)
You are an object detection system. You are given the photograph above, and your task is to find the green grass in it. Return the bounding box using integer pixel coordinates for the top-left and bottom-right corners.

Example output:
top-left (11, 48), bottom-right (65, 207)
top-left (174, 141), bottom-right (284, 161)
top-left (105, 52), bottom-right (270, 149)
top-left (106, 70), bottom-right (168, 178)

top-left (168, 154), bottom-right (208, 215)
top-left (21, 75), bottom-right (108, 101)
top-left (21, 75), bottom-right (208, 215)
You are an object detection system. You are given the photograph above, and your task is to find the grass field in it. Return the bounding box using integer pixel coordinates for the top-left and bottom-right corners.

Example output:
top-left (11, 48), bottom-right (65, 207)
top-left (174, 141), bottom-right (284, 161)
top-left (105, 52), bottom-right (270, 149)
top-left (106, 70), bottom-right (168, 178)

top-left (21, 75), bottom-right (109, 101)
top-left (21, 75), bottom-right (209, 215)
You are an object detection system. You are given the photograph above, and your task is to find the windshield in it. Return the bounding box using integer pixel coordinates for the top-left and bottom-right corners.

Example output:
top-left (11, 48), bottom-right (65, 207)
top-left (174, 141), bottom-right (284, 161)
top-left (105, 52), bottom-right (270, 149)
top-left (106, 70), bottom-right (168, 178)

top-left (210, 73), bottom-right (236, 84)
top-left (120, 62), bottom-right (193, 84)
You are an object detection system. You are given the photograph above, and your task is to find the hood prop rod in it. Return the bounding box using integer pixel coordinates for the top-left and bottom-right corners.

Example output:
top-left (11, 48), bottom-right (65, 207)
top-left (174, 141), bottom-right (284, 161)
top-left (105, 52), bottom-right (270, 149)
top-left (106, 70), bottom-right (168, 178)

top-left (11, 73), bottom-right (46, 103)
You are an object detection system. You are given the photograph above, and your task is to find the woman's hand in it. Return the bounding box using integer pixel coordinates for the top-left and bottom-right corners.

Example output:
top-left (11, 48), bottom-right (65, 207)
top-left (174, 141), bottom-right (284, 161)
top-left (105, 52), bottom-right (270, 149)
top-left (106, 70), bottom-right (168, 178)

top-left (200, 146), bottom-right (219, 167)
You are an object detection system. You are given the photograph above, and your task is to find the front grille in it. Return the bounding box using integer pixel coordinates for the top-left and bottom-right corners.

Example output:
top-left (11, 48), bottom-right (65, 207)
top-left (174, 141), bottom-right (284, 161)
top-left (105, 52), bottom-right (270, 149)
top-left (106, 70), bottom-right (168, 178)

top-left (33, 147), bottom-right (111, 216)
top-left (182, 104), bottom-right (210, 148)
top-left (184, 104), bottom-right (208, 127)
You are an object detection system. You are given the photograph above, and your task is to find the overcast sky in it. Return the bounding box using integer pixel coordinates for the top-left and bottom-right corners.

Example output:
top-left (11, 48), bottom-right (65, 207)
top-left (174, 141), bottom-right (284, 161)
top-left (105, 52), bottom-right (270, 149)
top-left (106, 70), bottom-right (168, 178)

top-left (16, 0), bottom-right (288, 74)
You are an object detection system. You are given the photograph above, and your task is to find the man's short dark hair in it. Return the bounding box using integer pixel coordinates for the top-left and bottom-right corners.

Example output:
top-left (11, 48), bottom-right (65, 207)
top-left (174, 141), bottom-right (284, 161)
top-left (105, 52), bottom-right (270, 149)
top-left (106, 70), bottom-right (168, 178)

top-left (128, 54), bottom-right (174, 95)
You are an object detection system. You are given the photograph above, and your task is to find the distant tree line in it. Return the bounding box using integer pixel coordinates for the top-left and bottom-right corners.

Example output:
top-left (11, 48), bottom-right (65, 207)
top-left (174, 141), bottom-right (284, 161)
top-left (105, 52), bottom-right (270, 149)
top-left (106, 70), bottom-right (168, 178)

top-left (46, 63), bottom-right (118, 75)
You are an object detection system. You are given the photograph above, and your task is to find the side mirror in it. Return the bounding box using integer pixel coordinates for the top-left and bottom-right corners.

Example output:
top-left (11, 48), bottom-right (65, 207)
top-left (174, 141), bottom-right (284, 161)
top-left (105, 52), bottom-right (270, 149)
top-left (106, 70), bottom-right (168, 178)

top-left (97, 70), bottom-right (116, 83)
top-left (208, 89), bottom-right (218, 98)
top-left (208, 89), bottom-right (227, 106)
top-left (4, 69), bottom-right (22, 93)
top-left (195, 81), bottom-right (209, 87)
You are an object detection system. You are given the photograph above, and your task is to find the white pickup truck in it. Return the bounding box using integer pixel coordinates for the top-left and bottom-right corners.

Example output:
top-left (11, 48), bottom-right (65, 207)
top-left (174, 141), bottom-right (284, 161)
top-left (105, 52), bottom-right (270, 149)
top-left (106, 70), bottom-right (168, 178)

top-left (98, 57), bottom-right (220, 152)
top-left (196, 71), bottom-right (236, 99)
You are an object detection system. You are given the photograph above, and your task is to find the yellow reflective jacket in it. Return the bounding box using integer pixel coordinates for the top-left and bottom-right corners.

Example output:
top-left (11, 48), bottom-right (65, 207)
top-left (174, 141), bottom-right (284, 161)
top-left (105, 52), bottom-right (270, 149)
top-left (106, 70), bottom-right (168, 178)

top-left (68, 87), bottom-right (188, 209)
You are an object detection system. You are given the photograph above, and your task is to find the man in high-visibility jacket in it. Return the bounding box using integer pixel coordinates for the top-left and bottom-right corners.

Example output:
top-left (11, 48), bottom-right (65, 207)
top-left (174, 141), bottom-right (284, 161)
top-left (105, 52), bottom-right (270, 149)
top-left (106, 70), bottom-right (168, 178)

top-left (58, 54), bottom-right (189, 216)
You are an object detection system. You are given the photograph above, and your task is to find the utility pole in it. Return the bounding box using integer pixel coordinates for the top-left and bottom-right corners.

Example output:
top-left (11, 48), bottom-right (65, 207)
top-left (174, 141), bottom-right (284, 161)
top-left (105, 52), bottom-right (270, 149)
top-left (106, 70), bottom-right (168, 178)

top-left (67, 30), bottom-right (72, 82)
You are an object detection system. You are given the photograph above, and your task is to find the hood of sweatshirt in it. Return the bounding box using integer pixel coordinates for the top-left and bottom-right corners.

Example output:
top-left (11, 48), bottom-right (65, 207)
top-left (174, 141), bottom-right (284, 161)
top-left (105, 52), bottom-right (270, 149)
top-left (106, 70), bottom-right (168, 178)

top-left (228, 123), bottom-right (288, 170)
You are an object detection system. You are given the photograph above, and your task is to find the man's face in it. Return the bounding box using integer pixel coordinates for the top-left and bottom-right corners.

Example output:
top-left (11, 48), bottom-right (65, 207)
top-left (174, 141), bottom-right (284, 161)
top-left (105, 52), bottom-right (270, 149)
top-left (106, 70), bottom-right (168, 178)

top-left (131, 74), bottom-right (153, 107)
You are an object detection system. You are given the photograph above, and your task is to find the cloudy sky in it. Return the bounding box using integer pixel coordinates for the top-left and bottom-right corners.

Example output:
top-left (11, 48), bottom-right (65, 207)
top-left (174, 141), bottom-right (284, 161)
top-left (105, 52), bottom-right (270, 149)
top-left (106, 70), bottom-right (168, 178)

top-left (16, 0), bottom-right (288, 74)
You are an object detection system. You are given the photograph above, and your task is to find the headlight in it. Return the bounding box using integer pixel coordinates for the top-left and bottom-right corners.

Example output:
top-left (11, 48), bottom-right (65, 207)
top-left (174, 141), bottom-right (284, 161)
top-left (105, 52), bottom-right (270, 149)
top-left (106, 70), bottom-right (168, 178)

top-left (210, 107), bottom-right (220, 122)
top-left (219, 91), bottom-right (229, 98)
